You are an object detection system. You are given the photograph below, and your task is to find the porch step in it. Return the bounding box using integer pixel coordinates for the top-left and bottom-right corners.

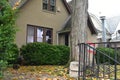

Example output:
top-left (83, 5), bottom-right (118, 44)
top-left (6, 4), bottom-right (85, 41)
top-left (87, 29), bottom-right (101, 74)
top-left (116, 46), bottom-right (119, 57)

top-left (69, 61), bottom-right (83, 77)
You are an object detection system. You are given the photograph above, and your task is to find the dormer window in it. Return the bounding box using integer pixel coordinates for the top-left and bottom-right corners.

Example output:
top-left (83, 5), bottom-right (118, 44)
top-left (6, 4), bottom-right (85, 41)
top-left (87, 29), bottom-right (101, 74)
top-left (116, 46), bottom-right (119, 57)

top-left (43, 0), bottom-right (56, 12)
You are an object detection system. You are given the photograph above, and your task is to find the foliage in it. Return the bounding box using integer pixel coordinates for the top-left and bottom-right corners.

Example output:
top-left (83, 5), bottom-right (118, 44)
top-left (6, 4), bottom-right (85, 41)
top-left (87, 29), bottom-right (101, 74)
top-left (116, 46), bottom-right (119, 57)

top-left (3, 65), bottom-right (76, 80)
top-left (0, 60), bottom-right (8, 78)
top-left (55, 45), bottom-right (70, 65)
top-left (20, 42), bottom-right (70, 65)
top-left (0, 0), bottom-right (17, 54)
top-left (7, 44), bottom-right (19, 64)
top-left (3, 65), bottom-right (120, 79)
top-left (0, 44), bottom-right (19, 64)
top-left (0, 0), bottom-right (17, 78)
top-left (96, 47), bottom-right (120, 64)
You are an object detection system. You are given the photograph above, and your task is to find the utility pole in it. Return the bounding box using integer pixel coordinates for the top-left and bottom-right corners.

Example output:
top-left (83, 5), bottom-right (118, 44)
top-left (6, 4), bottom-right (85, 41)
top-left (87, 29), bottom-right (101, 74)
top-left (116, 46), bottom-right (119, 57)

top-left (100, 16), bottom-right (106, 42)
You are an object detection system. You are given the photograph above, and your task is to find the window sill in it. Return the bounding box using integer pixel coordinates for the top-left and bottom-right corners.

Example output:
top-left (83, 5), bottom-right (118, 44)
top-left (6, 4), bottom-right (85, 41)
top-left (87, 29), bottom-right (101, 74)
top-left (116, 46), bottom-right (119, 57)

top-left (42, 10), bottom-right (56, 14)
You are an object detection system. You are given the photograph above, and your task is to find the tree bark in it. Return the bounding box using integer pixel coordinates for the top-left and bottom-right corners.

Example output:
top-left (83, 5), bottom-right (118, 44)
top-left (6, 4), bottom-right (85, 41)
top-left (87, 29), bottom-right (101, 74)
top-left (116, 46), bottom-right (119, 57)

top-left (70, 0), bottom-right (88, 61)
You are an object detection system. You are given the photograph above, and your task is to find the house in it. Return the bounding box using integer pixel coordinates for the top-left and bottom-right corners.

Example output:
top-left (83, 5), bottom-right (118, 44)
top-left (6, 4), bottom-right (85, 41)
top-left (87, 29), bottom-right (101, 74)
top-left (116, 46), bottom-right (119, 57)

top-left (107, 16), bottom-right (120, 41)
top-left (58, 14), bottom-right (98, 46)
top-left (107, 16), bottom-right (120, 48)
top-left (9, 0), bottom-right (98, 47)
top-left (89, 13), bottom-right (111, 42)
top-left (89, 14), bottom-right (120, 48)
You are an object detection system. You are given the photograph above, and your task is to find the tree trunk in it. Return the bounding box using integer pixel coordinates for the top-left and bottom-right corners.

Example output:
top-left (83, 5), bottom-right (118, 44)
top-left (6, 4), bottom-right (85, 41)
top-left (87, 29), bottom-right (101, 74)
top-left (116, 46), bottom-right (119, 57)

top-left (70, 0), bottom-right (88, 61)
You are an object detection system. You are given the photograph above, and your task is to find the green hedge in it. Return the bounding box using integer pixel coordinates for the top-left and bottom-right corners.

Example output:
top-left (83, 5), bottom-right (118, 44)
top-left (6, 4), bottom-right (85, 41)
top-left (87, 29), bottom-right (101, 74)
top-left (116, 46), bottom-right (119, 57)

top-left (20, 42), bottom-right (70, 65)
top-left (96, 47), bottom-right (120, 64)
top-left (0, 44), bottom-right (19, 64)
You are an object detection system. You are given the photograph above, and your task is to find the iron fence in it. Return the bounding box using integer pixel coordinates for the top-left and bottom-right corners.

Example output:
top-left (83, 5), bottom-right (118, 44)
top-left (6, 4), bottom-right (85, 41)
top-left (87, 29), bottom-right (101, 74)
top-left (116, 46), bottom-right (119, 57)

top-left (78, 42), bottom-right (120, 80)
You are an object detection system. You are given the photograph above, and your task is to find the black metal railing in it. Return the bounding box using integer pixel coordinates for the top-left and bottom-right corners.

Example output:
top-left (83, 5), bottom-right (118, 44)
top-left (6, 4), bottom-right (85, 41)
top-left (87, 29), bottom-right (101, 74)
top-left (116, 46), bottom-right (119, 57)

top-left (78, 42), bottom-right (120, 80)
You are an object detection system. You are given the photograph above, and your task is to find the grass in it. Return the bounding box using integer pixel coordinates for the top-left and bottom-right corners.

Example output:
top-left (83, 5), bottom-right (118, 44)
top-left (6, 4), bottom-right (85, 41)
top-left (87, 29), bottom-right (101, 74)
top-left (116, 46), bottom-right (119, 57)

top-left (2, 65), bottom-right (76, 80)
top-left (0, 65), bottom-right (120, 80)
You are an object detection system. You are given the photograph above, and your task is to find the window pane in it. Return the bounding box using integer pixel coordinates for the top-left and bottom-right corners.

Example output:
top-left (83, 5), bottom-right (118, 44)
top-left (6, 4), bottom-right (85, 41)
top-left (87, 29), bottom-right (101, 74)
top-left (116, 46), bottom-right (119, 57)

top-left (46, 29), bottom-right (52, 44)
top-left (27, 26), bottom-right (34, 43)
top-left (50, 0), bottom-right (55, 6)
top-left (50, 6), bottom-right (55, 11)
top-left (37, 28), bottom-right (43, 42)
top-left (43, 4), bottom-right (48, 10)
top-left (43, 0), bottom-right (48, 10)
top-left (50, 0), bottom-right (55, 11)
top-left (27, 36), bottom-right (34, 43)
top-left (43, 0), bottom-right (48, 3)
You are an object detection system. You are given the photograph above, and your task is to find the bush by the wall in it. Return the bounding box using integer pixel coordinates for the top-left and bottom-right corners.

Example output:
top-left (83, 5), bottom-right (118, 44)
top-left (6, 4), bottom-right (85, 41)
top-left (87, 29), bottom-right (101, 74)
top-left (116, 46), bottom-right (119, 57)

top-left (6, 44), bottom-right (19, 64)
top-left (55, 45), bottom-right (70, 65)
top-left (20, 42), bottom-right (70, 65)
top-left (96, 47), bottom-right (120, 64)
top-left (0, 44), bottom-right (19, 64)
top-left (0, 60), bottom-right (8, 78)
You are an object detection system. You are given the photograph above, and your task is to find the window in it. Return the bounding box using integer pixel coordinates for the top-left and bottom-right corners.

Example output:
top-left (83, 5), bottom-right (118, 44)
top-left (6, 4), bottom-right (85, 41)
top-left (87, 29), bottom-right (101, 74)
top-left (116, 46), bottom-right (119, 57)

top-left (43, 0), bottom-right (56, 12)
top-left (27, 25), bottom-right (53, 44)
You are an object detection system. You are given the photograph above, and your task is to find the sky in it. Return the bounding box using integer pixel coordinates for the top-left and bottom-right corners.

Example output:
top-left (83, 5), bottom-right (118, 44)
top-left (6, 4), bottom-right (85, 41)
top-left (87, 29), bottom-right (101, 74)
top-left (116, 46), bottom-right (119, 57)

top-left (66, 0), bottom-right (120, 18)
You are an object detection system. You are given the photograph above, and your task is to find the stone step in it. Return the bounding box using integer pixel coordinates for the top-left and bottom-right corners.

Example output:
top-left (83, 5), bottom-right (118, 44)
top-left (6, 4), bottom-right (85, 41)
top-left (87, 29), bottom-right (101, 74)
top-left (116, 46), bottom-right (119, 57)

top-left (69, 61), bottom-right (84, 77)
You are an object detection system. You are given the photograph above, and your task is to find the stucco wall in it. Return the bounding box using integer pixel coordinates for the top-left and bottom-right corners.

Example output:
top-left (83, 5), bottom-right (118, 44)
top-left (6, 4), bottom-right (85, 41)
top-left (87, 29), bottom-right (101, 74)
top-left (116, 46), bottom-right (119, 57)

top-left (87, 26), bottom-right (98, 43)
top-left (59, 34), bottom-right (65, 45)
top-left (15, 0), bottom-right (69, 47)
top-left (58, 26), bottom-right (98, 46)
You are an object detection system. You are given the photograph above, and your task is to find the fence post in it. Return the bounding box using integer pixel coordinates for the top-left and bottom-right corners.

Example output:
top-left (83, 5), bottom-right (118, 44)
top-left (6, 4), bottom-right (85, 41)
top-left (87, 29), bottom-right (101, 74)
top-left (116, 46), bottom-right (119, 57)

top-left (78, 43), bottom-right (81, 80)
top-left (114, 43), bottom-right (117, 80)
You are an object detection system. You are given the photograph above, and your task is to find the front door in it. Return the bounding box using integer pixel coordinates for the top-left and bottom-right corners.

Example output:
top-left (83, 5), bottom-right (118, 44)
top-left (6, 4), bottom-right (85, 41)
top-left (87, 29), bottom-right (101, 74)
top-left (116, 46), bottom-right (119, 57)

top-left (65, 34), bottom-right (69, 46)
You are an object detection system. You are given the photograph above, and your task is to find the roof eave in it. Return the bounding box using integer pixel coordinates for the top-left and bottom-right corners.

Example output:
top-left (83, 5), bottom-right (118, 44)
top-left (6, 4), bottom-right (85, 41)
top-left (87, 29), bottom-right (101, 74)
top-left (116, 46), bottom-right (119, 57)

top-left (88, 14), bottom-right (98, 34)
top-left (62, 0), bottom-right (72, 14)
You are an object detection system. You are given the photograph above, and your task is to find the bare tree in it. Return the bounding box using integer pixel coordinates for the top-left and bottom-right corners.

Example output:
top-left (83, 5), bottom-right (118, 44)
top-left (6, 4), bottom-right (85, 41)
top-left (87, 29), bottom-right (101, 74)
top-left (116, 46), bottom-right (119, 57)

top-left (70, 0), bottom-right (88, 61)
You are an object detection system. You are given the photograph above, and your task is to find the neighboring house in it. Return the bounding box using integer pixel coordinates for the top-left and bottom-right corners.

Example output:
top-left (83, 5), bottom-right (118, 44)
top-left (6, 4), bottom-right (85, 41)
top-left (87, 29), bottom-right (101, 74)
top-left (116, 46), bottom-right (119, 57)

top-left (107, 16), bottom-right (120, 41)
top-left (106, 16), bottom-right (120, 34)
top-left (9, 0), bottom-right (98, 47)
top-left (89, 13), bottom-right (111, 42)
top-left (108, 16), bottom-right (120, 48)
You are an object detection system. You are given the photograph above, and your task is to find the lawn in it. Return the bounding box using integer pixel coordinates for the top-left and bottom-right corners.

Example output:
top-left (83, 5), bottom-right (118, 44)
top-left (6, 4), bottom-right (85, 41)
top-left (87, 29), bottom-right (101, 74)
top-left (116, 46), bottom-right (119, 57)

top-left (1, 65), bottom-right (120, 80)
top-left (2, 65), bottom-right (75, 80)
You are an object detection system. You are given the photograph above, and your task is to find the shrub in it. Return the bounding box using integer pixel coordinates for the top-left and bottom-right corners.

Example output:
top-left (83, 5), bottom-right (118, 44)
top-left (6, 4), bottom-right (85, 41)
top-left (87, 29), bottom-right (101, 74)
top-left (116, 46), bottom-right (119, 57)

top-left (55, 45), bottom-right (70, 65)
top-left (0, 0), bottom-right (17, 78)
top-left (0, 44), bottom-right (19, 64)
top-left (20, 42), bottom-right (70, 65)
top-left (96, 47), bottom-right (120, 64)
top-left (7, 44), bottom-right (19, 64)
top-left (0, 60), bottom-right (8, 78)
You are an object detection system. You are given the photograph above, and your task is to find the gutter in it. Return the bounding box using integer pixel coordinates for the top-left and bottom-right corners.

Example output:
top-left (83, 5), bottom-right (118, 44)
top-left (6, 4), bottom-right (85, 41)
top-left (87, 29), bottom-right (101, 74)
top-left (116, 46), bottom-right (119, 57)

top-left (17, 0), bottom-right (29, 9)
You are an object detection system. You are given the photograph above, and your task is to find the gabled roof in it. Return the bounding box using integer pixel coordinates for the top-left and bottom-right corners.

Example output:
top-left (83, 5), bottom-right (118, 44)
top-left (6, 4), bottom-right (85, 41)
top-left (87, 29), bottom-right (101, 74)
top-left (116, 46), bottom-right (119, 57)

top-left (88, 14), bottom-right (97, 34)
top-left (62, 0), bottom-right (72, 14)
top-left (8, 0), bottom-right (28, 8)
top-left (8, 0), bottom-right (72, 14)
top-left (106, 16), bottom-right (120, 34)
top-left (58, 14), bottom-right (97, 34)
top-left (58, 1), bottom-right (97, 34)
top-left (9, 0), bottom-right (97, 34)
